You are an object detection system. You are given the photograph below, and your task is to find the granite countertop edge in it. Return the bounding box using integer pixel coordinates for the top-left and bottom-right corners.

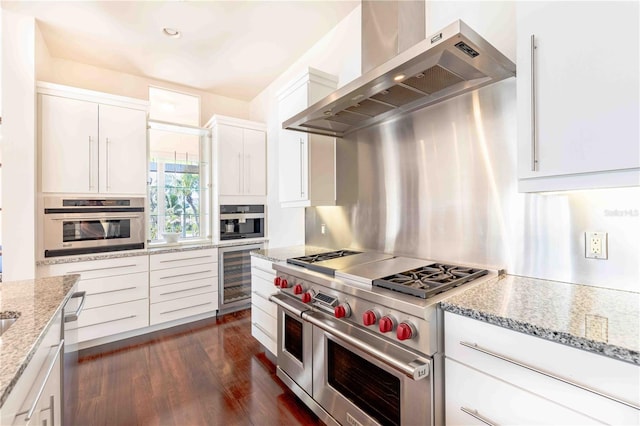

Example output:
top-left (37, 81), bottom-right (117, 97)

top-left (0, 275), bottom-right (80, 408)
top-left (440, 298), bottom-right (640, 365)
top-left (36, 239), bottom-right (269, 266)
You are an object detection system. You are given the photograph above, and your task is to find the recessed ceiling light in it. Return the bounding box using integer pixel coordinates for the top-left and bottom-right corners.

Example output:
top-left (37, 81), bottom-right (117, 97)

top-left (163, 28), bottom-right (181, 38)
top-left (393, 74), bottom-right (406, 82)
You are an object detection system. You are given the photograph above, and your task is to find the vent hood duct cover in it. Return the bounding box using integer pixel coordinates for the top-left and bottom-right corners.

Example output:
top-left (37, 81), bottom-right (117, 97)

top-left (283, 20), bottom-right (516, 138)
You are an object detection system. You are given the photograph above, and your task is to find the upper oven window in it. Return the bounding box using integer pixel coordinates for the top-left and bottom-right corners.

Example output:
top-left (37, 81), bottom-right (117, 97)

top-left (327, 339), bottom-right (401, 426)
top-left (63, 219), bottom-right (131, 242)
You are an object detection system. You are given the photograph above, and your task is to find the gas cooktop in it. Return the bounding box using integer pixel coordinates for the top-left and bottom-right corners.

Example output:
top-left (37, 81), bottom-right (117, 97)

top-left (372, 263), bottom-right (488, 299)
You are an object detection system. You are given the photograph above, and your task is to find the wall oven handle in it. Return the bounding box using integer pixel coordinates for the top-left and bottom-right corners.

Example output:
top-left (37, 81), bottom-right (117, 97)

top-left (460, 407), bottom-right (497, 426)
top-left (64, 291), bottom-right (86, 323)
top-left (460, 341), bottom-right (640, 410)
top-left (49, 216), bottom-right (140, 221)
top-left (304, 310), bottom-right (430, 381)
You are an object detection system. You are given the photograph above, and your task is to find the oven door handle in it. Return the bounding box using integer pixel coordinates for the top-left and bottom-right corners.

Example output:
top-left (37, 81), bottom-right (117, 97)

top-left (48, 215), bottom-right (141, 221)
top-left (304, 310), bottom-right (431, 381)
top-left (270, 293), bottom-right (309, 318)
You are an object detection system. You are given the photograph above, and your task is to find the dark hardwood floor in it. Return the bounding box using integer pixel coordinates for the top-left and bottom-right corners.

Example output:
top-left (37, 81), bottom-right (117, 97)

top-left (67, 309), bottom-right (322, 426)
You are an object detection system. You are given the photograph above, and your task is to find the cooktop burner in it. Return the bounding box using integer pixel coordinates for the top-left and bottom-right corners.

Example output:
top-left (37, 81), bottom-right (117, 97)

top-left (373, 263), bottom-right (488, 299)
top-left (288, 250), bottom-right (361, 265)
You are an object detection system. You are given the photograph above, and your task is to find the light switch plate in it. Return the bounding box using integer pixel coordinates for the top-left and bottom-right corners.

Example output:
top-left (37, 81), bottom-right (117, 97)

top-left (585, 231), bottom-right (608, 259)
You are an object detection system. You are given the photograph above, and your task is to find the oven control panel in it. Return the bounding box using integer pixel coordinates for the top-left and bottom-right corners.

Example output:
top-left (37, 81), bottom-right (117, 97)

top-left (275, 273), bottom-right (437, 355)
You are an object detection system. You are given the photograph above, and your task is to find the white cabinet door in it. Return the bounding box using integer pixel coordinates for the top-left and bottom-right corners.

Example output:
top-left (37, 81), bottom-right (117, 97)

top-left (217, 124), bottom-right (244, 196)
top-left (517, 1), bottom-right (640, 191)
top-left (98, 104), bottom-right (147, 194)
top-left (278, 131), bottom-right (306, 203)
top-left (40, 95), bottom-right (99, 193)
top-left (243, 128), bottom-right (266, 196)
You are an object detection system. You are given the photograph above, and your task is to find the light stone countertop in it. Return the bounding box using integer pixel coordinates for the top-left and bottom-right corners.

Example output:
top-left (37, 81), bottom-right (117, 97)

top-left (0, 274), bottom-right (80, 408)
top-left (440, 275), bottom-right (640, 365)
top-left (36, 238), bottom-right (268, 266)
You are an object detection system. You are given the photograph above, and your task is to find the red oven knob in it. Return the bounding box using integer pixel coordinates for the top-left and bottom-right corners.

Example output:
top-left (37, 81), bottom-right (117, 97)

top-left (301, 291), bottom-right (313, 304)
top-left (280, 279), bottom-right (289, 289)
top-left (397, 322), bottom-right (416, 341)
top-left (293, 284), bottom-right (304, 295)
top-left (362, 310), bottom-right (378, 326)
top-left (379, 316), bottom-right (396, 333)
top-left (274, 277), bottom-right (282, 287)
top-left (334, 303), bottom-right (351, 319)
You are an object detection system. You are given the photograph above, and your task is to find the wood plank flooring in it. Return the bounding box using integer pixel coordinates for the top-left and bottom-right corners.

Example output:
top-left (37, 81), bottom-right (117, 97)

top-left (67, 309), bottom-right (322, 426)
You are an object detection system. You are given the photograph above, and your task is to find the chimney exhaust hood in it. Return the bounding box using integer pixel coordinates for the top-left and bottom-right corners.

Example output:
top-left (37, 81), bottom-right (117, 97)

top-left (283, 19), bottom-right (516, 138)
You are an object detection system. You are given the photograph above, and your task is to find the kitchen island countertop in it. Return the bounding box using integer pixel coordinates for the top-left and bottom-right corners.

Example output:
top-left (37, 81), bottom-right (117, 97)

top-left (0, 274), bottom-right (80, 408)
top-left (441, 275), bottom-right (640, 365)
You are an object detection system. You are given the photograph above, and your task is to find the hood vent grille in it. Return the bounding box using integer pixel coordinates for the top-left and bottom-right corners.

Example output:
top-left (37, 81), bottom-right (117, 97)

top-left (283, 20), bottom-right (516, 138)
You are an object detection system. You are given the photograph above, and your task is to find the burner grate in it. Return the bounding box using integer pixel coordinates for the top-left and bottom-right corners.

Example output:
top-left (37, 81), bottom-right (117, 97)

top-left (373, 264), bottom-right (488, 299)
top-left (288, 250), bottom-right (361, 265)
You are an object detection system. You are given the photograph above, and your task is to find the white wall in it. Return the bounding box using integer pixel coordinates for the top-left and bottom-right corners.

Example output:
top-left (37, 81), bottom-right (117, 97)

top-left (1, 10), bottom-right (37, 280)
top-left (249, 5), bottom-right (361, 248)
top-left (37, 54), bottom-right (250, 126)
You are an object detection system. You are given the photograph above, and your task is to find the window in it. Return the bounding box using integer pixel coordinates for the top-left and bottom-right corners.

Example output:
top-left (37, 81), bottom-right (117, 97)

top-left (148, 88), bottom-right (210, 243)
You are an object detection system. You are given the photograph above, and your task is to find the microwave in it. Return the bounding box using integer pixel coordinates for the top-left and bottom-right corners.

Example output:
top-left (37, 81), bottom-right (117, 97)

top-left (220, 204), bottom-right (264, 241)
top-left (43, 196), bottom-right (146, 257)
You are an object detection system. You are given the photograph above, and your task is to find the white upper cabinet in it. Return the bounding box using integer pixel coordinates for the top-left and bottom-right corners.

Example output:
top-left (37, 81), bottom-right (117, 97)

top-left (277, 68), bottom-right (338, 208)
top-left (208, 115), bottom-right (267, 198)
top-left (517, 1), bottom-right (640, 192)
top-left (38, 83), bottom-right (148, 195)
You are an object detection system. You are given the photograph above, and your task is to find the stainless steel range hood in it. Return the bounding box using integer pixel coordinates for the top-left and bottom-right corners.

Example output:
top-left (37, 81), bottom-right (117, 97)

top-left (283, 19), bottom-right (516, 138)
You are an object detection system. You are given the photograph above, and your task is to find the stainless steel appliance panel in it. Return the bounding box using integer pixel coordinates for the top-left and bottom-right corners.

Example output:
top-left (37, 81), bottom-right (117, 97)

top-left (220, 204), bottom-right (265, 240)
top-left (305, 79), bottom-right (640, 292)
top-left (218, 243), bottom-right (263, 312)
top-left (43, 196), bottom-right (145, 257)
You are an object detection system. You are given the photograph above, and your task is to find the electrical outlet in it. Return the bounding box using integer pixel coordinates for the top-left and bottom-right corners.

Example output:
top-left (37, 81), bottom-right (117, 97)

top-left (585, 231), bottom-right (608, 259)
top-left (321, 224), bottom-right (327, 235)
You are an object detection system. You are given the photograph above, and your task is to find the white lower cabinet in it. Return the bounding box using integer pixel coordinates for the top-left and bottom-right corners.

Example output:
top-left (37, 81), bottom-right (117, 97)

top-left (149, 248), bottom-right (218, 326)
top-left (38, 256), bottom-right (149, 347)
top-left (444, 312), bottom-right (640, 425)
top-left (1, 310), bottom-right (63, 426)
top-left (250, 256), bottom-right (278, 356)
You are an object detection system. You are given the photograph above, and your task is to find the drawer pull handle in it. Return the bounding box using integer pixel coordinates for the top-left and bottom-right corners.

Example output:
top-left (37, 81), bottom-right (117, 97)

top-left (460, 341), bottom-right (640, 410)
top-left (158, 255), bottom-right (212, 263)
top-left (159, 284), bottom-right (212, 296)
top-left (18, 340), bottom-right (64, 422)
top-left (251, 290), bottom-right (272, 301)
top-left (159, 270), bottom-right (212, 280)
top-left (91, 286), bottom-right (137, 296)
top-left (64, 291), bottom-right (86, 323)
top-left (78, 315), bottom-right (136, 328)
top-left (252, 322), bottom-right (275, 340)
top-left (460, 407), bottom-right (496, 426)
top-left (160, 301), bottom-right (213, 315)
top-left (68, 264), bottom-right (138, 274)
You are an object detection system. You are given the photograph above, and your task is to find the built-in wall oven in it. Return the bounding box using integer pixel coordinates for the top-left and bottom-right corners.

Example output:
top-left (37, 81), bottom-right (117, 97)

top-left (43, 196), bottom-right (145, 257)
top-left (218, 243), bottom-right (264, 313)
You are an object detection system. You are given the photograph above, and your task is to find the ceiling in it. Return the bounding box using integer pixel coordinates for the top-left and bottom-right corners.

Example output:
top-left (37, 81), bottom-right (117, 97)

top-left (1, 1), bottom-right (360, 101)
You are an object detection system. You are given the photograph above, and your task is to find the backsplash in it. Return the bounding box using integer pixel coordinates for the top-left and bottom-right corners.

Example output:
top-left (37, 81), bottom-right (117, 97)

top-left (305, 78), bottom-right (640, 293)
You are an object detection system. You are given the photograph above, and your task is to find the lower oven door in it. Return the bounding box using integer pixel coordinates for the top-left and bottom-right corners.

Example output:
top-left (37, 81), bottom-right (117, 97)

top-left (306, 311), bottom-right (433, 426)
top-left (271, 293), bottom-right (313, 396)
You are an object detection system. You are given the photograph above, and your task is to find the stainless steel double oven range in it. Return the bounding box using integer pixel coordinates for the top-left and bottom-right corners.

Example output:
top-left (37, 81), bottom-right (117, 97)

top-left (270, 250), bottom-right (499, 426)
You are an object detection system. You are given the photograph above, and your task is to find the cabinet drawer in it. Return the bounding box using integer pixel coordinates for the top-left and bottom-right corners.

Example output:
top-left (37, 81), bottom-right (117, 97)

top-left (43, 255), bottom-right (148, 279)
top-left (445, 312), bottom-right (640, 424)
top-left (150, 249), bottom-right (217, 271)
top-left (251, 290), bottom-right (277, 318)
top-left (252, 322), bottom-right (276, 356)
top-left (252, 271), bottom-right (277, 296)
top-left (445, 358), bottom-right (601, 425)
top-left (150, 277), bottom-right (217, 304)
top-left (251, 256), bottom-right (276, 273)
top-left (150, 263), bottom-right (216, 287)
top-left (72, 299), bottom-right (148, 342)
top-left (150, 292), bottom-right (218, 325)
top-left (78, 271), bottom-right (148, 309)
top-left (251, 304), bottom-right (277, 341)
